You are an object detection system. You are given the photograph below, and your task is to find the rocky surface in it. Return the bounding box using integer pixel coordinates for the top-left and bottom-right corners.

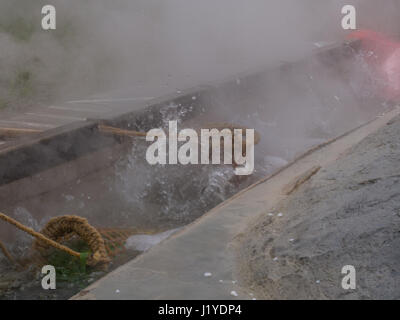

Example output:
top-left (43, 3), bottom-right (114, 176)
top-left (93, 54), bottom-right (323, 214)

top-left (237, 115), bottom-right (400, 299)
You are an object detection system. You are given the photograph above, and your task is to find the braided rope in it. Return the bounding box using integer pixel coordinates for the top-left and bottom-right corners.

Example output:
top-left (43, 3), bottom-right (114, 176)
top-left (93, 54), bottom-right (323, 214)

top-left (0, 212), bottom-right (159, 269)
top-left (0, 240), bottom-right (17, 265)
top-left (33, 215), bottom-right (110, 267)
top-left (0, 212), bottom-right (81, 261)
top-left (98, 122), bottom-right (261, 145)
top-left (98, 124), bottom-right (147, 138)
top-left (0, 127), bottom-right (42, 138)
top-left (0, 213), bottom-right (111, 268)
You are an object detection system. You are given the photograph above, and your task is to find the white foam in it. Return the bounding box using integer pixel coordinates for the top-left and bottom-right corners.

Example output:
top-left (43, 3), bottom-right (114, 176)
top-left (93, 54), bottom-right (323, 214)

top-left (125, 228), bottom-right (181, 252)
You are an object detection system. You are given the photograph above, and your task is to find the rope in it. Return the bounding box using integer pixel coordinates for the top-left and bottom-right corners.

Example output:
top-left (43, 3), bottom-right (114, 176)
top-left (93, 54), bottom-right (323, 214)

top-left (0, 240), bottom-right (17, 265)
top-left (33, 215), bottom-right (110, 267)
top-left (0, 212), bottom-right (158, 270)
top-left (98, 227), bottom-right (159, 257)
top-left (0, 212), bottom-right (82, 260)
top-left (0, 127), bottom-right (43, 138)
top-left (98, 124), bottom-right (147, 138)
top-left (98, 123), bottom-right (261, 144)
top-left (0, 213), bottom-right (111, 268)
top-left (99, 122), bottom-right (260, 171)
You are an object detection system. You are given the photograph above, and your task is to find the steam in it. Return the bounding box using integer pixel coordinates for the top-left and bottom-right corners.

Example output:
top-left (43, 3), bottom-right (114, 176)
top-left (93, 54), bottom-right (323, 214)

top-left (1, 0), bottom-right (399, 110)
top-left (1, 0), bottom-right (400, 241)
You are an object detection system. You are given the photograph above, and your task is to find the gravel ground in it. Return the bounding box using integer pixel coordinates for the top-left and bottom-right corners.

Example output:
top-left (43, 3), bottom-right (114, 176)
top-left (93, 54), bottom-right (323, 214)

top-left (236, 115), bottom-right (400, 299)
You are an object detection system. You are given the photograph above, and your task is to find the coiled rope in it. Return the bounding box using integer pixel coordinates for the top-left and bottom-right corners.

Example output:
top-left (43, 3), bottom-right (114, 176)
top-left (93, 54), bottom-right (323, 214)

top-left (0, 213), bottom-right (110, 268)
top-left (33, 215), bottom-right (110, 267)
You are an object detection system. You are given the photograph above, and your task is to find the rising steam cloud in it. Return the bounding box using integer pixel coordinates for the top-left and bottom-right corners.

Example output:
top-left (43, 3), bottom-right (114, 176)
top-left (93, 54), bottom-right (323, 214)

top-left (1, 0), bottom-right (399, 111)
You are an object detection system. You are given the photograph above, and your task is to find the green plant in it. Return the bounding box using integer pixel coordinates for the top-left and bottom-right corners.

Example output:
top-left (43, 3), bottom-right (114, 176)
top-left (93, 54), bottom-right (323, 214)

top-left (46, 239), bottom-right (92, 286)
